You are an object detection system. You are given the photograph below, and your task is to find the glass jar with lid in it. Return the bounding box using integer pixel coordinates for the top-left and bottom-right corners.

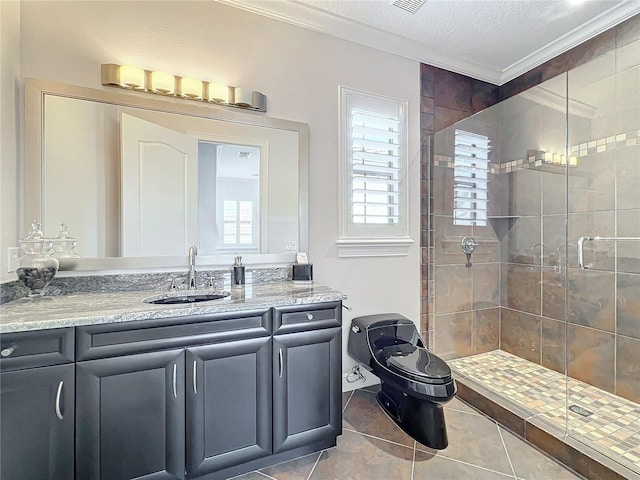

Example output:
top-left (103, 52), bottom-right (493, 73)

top-left (51, 223), bottom-right (80, 258)
top-left (16, 220), bottom-right (59, 297)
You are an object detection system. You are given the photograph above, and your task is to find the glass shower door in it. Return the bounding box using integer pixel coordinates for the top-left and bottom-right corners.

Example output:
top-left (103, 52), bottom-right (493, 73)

top-left (565, 36), bottom-right (640, 476)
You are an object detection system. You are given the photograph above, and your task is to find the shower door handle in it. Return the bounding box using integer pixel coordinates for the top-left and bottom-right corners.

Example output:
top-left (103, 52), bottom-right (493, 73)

top-left (577, 236), bottom-right (592, 269)
top-left (578, 236), bottom-right (640, 269)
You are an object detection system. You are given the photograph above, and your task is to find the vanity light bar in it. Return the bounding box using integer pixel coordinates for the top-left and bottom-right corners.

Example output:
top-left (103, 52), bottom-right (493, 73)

top-left (101, 64), bottom-right (267, 112)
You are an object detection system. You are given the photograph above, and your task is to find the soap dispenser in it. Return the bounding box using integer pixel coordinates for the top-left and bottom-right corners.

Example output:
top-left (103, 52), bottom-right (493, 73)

top-left (233, 256), bottom-right (245, 286)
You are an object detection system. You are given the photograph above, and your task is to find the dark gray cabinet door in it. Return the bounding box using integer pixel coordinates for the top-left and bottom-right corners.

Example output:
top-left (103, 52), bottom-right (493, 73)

top-left (273, 327), bottom-right (342, 453)
top-left (186, 337), bottom-right (272, 477)
top-left (76, 349), bottom-right (185, 480)
top-left (0, 363), bottom-right (74, 480)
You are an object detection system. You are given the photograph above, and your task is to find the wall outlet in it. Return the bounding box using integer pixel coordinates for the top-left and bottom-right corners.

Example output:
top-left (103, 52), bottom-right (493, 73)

top-left (7, 247), bottom-right (20, 273)
top-left (284, 241), bottom-right (297, 252)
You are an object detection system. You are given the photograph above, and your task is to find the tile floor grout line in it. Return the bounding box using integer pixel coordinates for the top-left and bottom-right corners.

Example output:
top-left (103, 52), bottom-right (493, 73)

top-left (348, 419), bottom-right (517, 479)
top-left (342, 427), bottom-right (415, 450)
top-left (254, 451), bottom-right (321, 479)
top-left (256, 472), bottom-right (279, 480)
top-left (496, 422), bottom-right (518, 479)
top-left (411, 440), bottom-right (416, 480)
top-left (445, 405), bottom-right (484, 417)
top-left (415, 447), bottom-right (518, 478)
top-left (305, 450), bottom-right (323, 480)
top-left (342, 389), bottom-right (355, 414)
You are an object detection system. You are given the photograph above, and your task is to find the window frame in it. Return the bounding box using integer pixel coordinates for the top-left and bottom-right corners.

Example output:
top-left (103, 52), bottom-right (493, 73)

top-left (337, 86), bottom-right (413, 257)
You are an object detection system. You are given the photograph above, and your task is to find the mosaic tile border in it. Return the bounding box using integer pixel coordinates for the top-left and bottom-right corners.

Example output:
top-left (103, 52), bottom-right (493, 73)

top-left (433, 129), bottom-right (639, 174)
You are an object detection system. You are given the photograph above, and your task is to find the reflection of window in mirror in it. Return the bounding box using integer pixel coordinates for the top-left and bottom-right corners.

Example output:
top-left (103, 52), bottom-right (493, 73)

top-left (197, 142), bottom-right (260, 254)
top-left (453, 130), bottom-right (489, 226)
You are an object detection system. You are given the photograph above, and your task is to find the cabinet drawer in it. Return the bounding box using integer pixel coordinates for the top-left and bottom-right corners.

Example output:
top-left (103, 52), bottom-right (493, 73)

top-left (76, 309), bottom-right (271, 360)
top-left (274, 302), bottom-right (341, 334)
top-left (0, 328), bottom-right (75, 371)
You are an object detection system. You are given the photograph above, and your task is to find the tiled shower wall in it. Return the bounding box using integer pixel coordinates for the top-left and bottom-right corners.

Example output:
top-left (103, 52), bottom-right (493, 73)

top-left (422, 14), bottom-right (640, 404)
top-left (419, 65), bottom-right (499, 345)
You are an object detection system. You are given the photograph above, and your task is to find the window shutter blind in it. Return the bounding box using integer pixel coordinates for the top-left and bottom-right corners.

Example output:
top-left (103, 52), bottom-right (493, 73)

top-left (454, 130), bottom-right (489, 226)
top-left (351, 109), bottom-right (401, 224)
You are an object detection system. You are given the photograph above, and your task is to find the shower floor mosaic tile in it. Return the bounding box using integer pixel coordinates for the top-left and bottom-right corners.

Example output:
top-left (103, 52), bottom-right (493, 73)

top-left (450, 350), bottom-right (640, 475)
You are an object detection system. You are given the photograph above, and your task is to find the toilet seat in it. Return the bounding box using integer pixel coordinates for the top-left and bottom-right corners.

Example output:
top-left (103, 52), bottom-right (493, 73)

top-left (382, 344), bottom-right (451, 384)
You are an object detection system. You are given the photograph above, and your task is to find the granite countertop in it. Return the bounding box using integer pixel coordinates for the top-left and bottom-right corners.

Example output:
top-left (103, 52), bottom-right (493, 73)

top-left (0, 281), bottom-right (347, 333)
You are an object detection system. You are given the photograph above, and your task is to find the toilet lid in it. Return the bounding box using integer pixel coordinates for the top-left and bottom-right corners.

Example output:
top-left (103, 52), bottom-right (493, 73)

top-left (382, 344), bottom-right (451, 383)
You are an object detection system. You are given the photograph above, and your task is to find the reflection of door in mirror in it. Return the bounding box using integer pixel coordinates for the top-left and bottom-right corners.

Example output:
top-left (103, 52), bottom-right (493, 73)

top-left (121, 113), bottom-right (198, 256)
top-left (122, 116), bottom-right (262, 257)
top-left (198, 142), bottom-right (260, 255)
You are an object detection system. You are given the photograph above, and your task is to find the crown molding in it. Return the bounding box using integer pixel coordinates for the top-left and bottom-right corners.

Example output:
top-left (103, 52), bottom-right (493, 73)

top-left (215, 0), bottom-right (502, 84)
top-left (520, 86), bottom-right (598, 119)
top-left (217, 0), bottom-right (639, 87)
top-left (500, 2), bottom-right (640, 84)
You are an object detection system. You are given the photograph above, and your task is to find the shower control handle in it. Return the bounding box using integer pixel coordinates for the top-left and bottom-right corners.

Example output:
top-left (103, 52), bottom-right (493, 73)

top-left (461, 236), bottom-right (478, 255)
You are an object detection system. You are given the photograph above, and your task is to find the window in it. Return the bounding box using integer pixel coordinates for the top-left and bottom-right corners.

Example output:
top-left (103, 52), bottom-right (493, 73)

top-left (454, 130), bottom-right (489, 227)
top-left (338, 87), bottom-right (413, 257)
top-left (222, 200), bottom-right (254, 246)
top-left (351, 110), bottom-right (401, 225)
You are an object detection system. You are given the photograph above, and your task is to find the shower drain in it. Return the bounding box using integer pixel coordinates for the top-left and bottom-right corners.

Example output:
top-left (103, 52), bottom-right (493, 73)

top-left (569, 405), bottom-right (594, 417)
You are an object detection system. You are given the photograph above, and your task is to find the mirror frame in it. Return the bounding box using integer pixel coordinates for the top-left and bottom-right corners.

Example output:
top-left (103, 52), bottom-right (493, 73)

top-left (24, 78), bottom-right (309, 271)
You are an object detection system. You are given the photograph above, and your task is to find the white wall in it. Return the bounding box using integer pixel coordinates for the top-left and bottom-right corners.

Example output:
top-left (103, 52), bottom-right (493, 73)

top-left (1, 1), bottom-right (21, 283)
top-left (11, 1), bottom-right (421, 374)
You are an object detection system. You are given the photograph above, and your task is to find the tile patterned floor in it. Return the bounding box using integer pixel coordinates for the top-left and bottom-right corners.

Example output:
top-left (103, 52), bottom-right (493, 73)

top-left (450, 350), bottom-right (640, 475)
top-left (232, 386), bottom-right (583, 479)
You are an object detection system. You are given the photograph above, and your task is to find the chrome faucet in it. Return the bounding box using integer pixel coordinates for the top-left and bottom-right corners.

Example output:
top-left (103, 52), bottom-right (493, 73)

top-left (188, 245), bottom-right (198, 289)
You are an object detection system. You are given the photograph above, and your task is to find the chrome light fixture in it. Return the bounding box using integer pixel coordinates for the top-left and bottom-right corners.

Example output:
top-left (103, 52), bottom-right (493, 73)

top-left (101, 63), bottom-right (267, 112)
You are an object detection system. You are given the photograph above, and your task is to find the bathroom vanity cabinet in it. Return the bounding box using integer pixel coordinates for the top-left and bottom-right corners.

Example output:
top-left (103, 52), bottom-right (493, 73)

top-left (0, 301), bottom-right (342, 480)
top-left (272, 304), bottom-right (342, 454)
top-left (0, 328), bottom-right (75, 480)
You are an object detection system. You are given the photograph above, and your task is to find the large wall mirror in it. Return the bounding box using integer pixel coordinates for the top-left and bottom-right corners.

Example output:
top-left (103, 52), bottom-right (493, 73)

top-left (24, 79), bottom-right (309, 270)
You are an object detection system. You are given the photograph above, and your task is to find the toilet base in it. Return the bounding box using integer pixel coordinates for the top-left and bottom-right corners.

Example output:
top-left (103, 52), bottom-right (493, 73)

top-left (376, 383), bottom-right (450, 450)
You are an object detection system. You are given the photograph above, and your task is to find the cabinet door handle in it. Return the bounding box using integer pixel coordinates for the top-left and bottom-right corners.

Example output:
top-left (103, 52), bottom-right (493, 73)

top-left (193, 360), bottom-right (197, 394)
top-left (55, 381), bottom-right (64, 420)
top-left (306, 313), bottom-right (314, 320)
top-left (279, 348), bottom-right (283, 378)
top-left (172, 364), bottom-right (177, 399)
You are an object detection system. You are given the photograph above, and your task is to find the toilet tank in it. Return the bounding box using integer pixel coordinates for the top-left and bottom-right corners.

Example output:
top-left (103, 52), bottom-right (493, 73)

top-left (348, 313), bottom-right (418, 366)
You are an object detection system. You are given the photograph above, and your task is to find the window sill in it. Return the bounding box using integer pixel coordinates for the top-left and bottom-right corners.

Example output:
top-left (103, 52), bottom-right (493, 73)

top-left (336, 237), bottom-right (414, 257)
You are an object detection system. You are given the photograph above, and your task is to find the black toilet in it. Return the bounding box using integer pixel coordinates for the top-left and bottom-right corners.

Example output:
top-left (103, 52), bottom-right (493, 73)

top-left (348, 313), bottom-right (456, 449)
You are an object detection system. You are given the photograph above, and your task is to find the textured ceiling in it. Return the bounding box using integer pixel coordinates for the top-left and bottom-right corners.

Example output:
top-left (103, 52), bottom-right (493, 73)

top-left (219, 0), bottom-right (640, 84)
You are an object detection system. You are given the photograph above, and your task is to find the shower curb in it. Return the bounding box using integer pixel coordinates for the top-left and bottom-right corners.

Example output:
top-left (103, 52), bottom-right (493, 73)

top-left (454, 375), bottom-right (637, 480)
